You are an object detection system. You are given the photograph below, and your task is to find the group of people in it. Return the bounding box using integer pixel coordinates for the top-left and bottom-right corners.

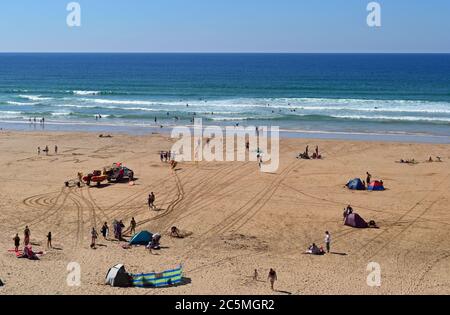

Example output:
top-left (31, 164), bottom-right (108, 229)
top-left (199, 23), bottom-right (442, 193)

top-left (160, 151), bottom-right (174, 162)
top-left (13, 226), bottom-right (52, 252)
top-left (252, 268), bottom-right (278, 291)
top-left (398, 156), bottom-right (442, 164)
top-left (297, 145), bottom-right (321, 160)
top-left (305, 231), bottom-right (331, 255)
top-left (92, 217), bottom-right (138, 248)
top-left (28, 117), bottom-right (45, 125)
top-left (37, 145), bottom-right (57, 156)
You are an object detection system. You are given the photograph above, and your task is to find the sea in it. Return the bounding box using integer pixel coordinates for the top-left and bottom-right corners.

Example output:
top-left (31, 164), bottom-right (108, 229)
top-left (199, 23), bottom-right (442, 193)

top-left (0, 53), bottom-right (449, 143)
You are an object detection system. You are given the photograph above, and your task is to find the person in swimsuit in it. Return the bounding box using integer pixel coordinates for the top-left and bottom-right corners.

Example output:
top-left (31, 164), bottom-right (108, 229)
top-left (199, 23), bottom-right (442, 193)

top-left (91, 227), bottom-right (98, 248)
top-left (47, 232), bottom-right (52, 249)
top-left (24, 226), bottom-right (30, 246)
top-left (13, 233), bottom-right (20, 252)
top-left (267, 268), bottom-right (277, 291)
top-left (130, 217), bottom-right (136, 235)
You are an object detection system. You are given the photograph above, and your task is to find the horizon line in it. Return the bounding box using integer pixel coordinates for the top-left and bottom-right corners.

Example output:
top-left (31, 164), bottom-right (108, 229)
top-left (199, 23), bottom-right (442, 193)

top-left (1, 51), bottom-right (450, 54)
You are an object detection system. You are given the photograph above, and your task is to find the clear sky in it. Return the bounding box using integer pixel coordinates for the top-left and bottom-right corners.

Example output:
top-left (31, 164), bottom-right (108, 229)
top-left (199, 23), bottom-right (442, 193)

top-left (0, 0), bottom-right (449, 53)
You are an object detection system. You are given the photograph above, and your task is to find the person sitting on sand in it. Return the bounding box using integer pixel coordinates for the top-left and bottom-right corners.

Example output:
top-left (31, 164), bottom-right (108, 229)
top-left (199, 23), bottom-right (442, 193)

top-left (170, 226), bottom-right (182, 238)
top-left (147, 233), bottom-right (161, 250)
top-left (13, 233), bottom-right (20, 252)
top-left (307, 243), bottom-right (324, 255)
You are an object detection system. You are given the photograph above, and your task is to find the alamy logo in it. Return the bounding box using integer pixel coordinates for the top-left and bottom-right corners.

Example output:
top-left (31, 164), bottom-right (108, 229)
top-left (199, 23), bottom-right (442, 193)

top-left (171, 119), bottom-right (280, 172)
top-left (67, 262), bottom-right (81, 286)
top-left (366, 262), bottom-right (381, 287)
top-left (367, 2), bottom-right (381, 27)
top-left (66, 2), bottom-right (81, 27)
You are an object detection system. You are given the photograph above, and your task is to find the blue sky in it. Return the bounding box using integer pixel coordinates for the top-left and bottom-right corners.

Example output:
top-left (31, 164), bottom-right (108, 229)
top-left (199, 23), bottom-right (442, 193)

top-left (0, 0), bottom-right (449, 52)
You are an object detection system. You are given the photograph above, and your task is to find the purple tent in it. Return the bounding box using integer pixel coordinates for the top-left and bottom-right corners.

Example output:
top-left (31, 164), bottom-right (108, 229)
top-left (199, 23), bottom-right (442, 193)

top-left (344, 213), bottom-right (368, 228)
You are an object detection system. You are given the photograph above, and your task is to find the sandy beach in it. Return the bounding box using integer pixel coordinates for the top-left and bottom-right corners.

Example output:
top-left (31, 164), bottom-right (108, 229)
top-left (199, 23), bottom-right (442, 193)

top-left (0, 130), bottom-right (449, 295)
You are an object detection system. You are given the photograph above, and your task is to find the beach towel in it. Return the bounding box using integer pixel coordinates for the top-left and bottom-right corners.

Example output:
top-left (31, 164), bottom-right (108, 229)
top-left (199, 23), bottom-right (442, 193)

top-left (131, 265), bottom-right (183, 288)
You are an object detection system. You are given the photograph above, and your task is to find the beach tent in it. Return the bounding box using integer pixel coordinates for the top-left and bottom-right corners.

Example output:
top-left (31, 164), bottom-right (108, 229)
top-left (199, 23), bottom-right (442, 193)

top-left (131, 265), bottom-right (183, 288)
top-left (367, 180), bottom-right (385, 191)
top-left (105, 264), bottom-right (131, 287)
top-left (344, 213), bottom-right (369, 228)
top-left (129, 231), bottom-right (152, 245)
top-left (346, 178), bottom-right (365, 190)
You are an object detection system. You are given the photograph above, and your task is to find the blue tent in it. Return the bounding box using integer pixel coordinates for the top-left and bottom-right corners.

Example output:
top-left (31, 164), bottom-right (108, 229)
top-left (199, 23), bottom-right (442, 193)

top-left (129, 231), bottom-right (152, 245)
top-left (346, 178), bottom-right (365, 190)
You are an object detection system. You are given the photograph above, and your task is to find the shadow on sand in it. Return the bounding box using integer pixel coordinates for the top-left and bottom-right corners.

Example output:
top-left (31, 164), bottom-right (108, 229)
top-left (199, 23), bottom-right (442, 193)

top-left (330, 251), bottom-right (347, 256)
top-left (276, 290), bottom-right (292, 295)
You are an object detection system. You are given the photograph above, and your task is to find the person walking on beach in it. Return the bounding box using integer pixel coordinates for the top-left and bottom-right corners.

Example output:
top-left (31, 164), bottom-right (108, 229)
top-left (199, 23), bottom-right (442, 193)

top-left (37, 147), bottom-right (41, 155)
top-left (54, 145), bottom-right (58, 154)
top-left (13, 233), bottom-right (20, 252)
top-left (366, 172), bottom-right (372, 185)
top-left (101, 222), bottom-right (109, 239)
top-left (253, 269), bottom-right (258, 281)
top-left (130, 217), bottom-right (136, 235)
top-left (268, 268), bottom-right (277, 291)
top-left (24, 226), bottom-right (30, 246)
top-left (44, 145), bottom-right (49, 156)
top-left (325, 231), bottom-right (331, 253)
top-left (148, 192), bottom-right (156, 210)
top-left (91, 227), bottom-right (98, 248)
top-left (47, 232), bottom-right (52, 249)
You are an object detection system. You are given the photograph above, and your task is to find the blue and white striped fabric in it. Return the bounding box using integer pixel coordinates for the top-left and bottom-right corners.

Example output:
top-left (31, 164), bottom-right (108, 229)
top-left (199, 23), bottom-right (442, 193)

top-left (131, 265), bottom-right (183, 288)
